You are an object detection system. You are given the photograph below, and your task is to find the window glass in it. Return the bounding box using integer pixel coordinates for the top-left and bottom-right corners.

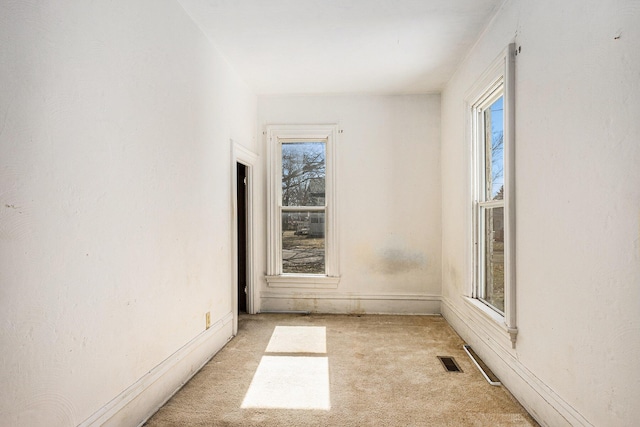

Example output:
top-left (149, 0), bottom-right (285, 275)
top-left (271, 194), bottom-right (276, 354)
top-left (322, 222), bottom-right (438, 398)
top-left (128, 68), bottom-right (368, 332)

top-left (474, 88), bottom-right (506, 314)
top-left (484, 96), bottom-right (504, 201)
top-left (483, 206), bottom-right (504, 312)
top-left (282, 211), bottom-right (325, 274)
top-left (281, 142), bottom-right (325, 207)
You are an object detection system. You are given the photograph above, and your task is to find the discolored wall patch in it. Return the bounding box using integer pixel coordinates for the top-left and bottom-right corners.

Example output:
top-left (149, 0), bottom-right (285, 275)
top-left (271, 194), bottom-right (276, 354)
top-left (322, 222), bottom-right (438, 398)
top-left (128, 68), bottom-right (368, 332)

top-left (372, 248), bottom-right (427, 275)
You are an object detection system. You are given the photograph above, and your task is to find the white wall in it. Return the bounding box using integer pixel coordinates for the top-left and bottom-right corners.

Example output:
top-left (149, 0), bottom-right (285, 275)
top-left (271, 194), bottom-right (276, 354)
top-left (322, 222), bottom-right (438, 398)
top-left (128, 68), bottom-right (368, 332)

top-left (0, 1), bottom-right (256, 425)
top-left (258, 95), bottom-right (441, 314)
top-left (440, 0), bottom-right (640, 426)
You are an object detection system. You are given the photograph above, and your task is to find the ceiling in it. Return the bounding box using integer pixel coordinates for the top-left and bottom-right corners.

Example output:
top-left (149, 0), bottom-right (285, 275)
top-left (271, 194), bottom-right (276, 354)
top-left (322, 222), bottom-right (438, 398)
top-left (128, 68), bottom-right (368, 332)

top-left (177, 0), bottom-right (504, 95)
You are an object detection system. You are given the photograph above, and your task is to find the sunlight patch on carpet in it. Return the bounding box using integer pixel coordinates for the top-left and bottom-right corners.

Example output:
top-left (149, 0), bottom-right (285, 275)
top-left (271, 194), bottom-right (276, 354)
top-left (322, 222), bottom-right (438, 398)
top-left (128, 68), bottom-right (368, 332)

top-left (265, 326), bottom-right (327, 353)
top-left (241, 356), bottom-right (331, 410)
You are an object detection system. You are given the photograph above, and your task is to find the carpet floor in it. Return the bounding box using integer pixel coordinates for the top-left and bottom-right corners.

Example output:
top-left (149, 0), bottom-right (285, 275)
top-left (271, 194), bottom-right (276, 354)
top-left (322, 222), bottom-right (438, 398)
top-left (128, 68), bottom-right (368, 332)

top-left (145, 313), bottom-right (539, 426)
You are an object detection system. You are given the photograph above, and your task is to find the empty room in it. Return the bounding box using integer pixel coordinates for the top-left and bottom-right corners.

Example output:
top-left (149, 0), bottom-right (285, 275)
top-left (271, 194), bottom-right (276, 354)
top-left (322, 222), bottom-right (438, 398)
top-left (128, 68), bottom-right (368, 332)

top-left (1, 0), bottom-right (638, 426)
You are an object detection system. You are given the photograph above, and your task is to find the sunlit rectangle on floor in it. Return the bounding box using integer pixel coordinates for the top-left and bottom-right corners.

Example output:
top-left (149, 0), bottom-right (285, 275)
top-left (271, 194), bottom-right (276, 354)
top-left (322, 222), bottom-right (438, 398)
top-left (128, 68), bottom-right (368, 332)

top-left (241, 356), bottom-right (330, 410)
top-left (265, 326), bottom-right (327, 353)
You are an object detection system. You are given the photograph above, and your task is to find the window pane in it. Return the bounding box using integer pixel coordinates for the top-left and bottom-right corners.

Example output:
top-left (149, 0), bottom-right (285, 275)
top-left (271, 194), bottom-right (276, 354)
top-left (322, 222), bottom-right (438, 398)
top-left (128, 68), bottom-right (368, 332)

top-left (282, 142), bottom-right (325, 207)
top-left (484, 96), bottom-right (504, 201)
top-left (282, 211), bottom-right (325, 274)
top-left (483, 206), bottom-right (504, 312)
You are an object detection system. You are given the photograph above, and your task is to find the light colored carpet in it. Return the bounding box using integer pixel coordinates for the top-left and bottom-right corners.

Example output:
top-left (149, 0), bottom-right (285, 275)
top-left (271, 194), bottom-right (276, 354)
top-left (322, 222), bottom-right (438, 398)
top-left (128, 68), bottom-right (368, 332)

top-left (145, 314), bottom-right (539, 426)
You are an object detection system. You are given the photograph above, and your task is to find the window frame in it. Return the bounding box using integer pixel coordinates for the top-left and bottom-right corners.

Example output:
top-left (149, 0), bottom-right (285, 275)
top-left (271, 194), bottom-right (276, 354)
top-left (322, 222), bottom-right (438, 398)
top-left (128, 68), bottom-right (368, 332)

top-left (467, 44), bottom-right (517, 346)
top-left (266, 124), bottom-right (340, 288)
top-left (473, 83), bottom-right (505, 312)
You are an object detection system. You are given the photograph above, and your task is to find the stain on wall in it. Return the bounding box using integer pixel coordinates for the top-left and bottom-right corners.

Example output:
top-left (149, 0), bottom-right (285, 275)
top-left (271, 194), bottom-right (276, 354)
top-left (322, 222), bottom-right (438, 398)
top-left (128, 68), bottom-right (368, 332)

top-left (372, 248), bottom-right (427, 275)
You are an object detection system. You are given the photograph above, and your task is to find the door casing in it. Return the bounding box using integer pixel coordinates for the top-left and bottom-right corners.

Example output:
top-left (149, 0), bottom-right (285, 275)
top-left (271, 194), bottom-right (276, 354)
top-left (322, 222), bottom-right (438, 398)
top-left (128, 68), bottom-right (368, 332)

top-left (230, 140), bottom-right (258, 335)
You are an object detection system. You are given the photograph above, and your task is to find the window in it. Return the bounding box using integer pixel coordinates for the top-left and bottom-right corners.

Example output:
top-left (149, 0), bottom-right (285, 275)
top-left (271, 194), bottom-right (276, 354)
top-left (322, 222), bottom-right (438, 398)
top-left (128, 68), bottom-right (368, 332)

top-left (474, 90), bottom-right (505, 312)
top-left (266, 125), bottom-right (339, 288)
top-left (469, 44), bottom-right (517, 344)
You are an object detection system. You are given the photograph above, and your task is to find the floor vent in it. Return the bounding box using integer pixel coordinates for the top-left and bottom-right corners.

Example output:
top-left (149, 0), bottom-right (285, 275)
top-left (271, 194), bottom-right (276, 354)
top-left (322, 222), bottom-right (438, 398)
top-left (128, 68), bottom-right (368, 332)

top-left (438, 356), bottom-right (463, 372)
top-left (463, 345), bottom-right (501, 386)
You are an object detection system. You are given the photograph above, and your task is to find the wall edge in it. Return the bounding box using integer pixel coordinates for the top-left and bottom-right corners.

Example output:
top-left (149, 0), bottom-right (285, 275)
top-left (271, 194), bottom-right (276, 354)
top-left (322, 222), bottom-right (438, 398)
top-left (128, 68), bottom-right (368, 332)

top-left (442, 297), bottom-right (593, 427)
top-left (79, 312), bottom-right (234, 427)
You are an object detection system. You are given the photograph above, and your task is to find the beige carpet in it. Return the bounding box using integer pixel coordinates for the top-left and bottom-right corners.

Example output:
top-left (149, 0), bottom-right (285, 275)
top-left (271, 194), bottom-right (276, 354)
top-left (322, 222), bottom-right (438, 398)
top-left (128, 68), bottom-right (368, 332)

top-left (145, 314), bottom-right (539, 426)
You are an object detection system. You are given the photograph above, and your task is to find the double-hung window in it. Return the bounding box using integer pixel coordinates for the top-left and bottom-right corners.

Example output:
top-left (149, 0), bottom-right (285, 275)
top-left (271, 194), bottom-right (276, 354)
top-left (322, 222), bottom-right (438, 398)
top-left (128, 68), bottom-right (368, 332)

top-left (474, 85), bottom-right (506, 312)
top-left (469, 44), bottom-right (517, 344)
top-left (266, 125), bottom-right (339, 288)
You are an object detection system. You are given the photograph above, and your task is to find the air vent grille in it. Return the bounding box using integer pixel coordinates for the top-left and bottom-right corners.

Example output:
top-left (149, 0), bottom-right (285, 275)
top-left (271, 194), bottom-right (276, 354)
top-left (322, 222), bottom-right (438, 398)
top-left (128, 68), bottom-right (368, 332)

top-left (438, 356), bottom-right (462, 372)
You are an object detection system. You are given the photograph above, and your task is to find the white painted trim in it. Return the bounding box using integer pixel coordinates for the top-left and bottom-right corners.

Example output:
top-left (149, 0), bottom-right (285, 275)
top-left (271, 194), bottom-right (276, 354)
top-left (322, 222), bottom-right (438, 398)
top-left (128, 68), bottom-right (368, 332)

top-left (231, 140), bottom-right (259, 322)
top-left (503, 43), bottom-right (517, 334)
top-left (442, 298), bottom-right (593, 427)
top-left (260, 291), bottom-right (441, 315)
top-left (233, 141), bottom-right (260, 164)
top-left (265, 275), bottom-right (340, 288)
top-left (460, 296), bottom-right (516, 348)
top-left (265, 124), bottom-right (340, 282)
top-left (261, 291), bottom-right (441, 301)
top-left (79, 312), bottom-right (234, 427)
top-left (465, 43), bottom-right (517, 346)
top-left (463, 344), bottom-right (501, 386)
top-left (464, 44), bottom-right (510, 103)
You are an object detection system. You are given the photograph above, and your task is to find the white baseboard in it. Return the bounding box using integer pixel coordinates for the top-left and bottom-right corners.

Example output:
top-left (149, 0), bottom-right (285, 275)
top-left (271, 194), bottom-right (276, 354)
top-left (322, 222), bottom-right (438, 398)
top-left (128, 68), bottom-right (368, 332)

top-left (78, 312), bottom-right (234, 427)
top-left (260, 291), bottom-right (441, 314)
top-left (441, 298), bottom-right (593, 427)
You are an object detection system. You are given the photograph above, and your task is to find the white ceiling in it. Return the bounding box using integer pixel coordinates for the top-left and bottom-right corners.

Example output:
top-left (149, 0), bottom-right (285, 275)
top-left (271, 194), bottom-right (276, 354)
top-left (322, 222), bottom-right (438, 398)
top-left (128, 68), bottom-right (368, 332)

top-left (177, 0), bottom-right (503, 95)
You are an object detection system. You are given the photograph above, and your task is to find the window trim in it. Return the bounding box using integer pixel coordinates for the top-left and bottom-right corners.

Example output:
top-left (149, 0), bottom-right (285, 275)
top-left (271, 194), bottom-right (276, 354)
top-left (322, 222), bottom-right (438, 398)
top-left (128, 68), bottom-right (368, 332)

top-left (265, 124), bottom-right (340, 288)
top-left (466, 44), bottom-right (517, 346)
top-left (473, 83), bottom-right (505, 313)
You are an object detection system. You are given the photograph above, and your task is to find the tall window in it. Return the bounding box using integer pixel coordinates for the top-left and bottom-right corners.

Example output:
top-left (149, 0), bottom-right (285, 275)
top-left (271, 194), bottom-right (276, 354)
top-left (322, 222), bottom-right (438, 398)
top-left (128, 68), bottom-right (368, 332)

top-left (266, 125), bottom-right (339, 288)
top-left (281, 141), bottom-right (326, 274)
top-left (474, 90), bottom-right (505, 312)
top-left (469, 44), bottom-right (516, 344)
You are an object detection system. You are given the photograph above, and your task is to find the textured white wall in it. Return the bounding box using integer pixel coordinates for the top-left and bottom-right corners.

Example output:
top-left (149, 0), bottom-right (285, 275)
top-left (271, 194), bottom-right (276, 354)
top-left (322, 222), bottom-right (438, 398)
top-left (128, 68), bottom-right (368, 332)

top-left (0, 1), bottom-right (256, 425)
top-left (441, 0), bottom-right (640, 425)
top-left (258, 95), bottom-right (441, 313)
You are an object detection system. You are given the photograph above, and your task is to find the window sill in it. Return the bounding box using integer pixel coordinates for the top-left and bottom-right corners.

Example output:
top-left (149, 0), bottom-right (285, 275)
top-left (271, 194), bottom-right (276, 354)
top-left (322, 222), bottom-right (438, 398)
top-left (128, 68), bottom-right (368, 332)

top-left (463, 297), bottom-right (518, 348)
top-left (265, 275), bottom-right (340, 289)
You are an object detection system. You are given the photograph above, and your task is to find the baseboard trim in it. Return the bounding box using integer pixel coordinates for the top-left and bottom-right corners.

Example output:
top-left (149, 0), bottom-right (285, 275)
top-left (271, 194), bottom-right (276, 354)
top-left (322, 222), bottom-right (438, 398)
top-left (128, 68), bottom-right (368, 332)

top-left (260, 291), bottom-right (441, 314)
top-left (78, 311), bottom-right (234, 427)
top-left (261, 291), bottom-right (441, 301)
top-left (442, 298), bottom-right (593, 427)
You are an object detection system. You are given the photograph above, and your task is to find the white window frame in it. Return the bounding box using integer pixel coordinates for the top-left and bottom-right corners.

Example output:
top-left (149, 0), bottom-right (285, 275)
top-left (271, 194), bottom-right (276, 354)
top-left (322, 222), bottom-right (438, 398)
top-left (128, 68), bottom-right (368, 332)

top-left (265, 124), bottom-right (340, 288)
top-left (473, 83), bottom-right (506, 313)
top-left (466, 44), bottom-right (517, 346)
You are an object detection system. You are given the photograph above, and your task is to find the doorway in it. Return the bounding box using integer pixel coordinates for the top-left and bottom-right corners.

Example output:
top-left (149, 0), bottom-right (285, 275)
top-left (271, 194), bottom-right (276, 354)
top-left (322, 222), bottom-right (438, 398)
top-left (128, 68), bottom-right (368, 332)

top-left (236, 162), bottom-right (248, 313)
top-left (231, 140), bottom-right (258, 326)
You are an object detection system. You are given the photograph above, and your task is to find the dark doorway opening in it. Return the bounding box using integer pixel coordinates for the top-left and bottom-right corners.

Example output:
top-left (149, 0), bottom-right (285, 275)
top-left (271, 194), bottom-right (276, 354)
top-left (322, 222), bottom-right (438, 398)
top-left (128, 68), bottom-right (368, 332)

top-left (236, 163), bottom-right (248, 313)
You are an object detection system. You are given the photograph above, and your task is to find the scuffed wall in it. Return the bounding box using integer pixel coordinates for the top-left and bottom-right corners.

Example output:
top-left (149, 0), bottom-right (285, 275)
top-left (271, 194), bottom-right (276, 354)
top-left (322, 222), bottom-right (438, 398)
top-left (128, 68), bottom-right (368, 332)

top-left (258, 95), bottom-right (441, 313)
top-left (441, 0), bottom-right (640, 425)
top-left (0, 1), bottom-right (256, 425)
